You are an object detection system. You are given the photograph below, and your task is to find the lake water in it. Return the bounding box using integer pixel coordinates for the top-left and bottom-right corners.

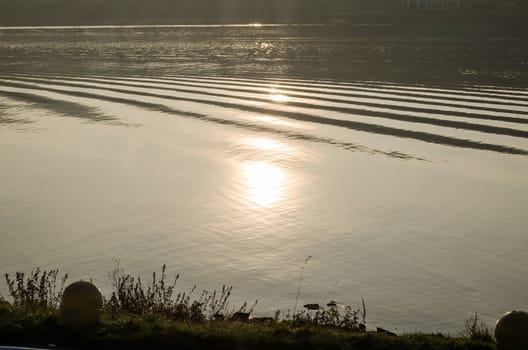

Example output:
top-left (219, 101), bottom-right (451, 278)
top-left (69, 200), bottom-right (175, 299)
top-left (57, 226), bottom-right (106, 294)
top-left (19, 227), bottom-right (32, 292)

top-left (0, 25), bottom-right (527, 333)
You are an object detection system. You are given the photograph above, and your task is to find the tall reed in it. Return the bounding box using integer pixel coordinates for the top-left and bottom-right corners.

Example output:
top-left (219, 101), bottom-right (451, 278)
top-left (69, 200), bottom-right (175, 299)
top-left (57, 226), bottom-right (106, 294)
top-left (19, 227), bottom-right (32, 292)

top-left (293, 255), bottom-right (311, 316)
top-left (105, 262), bottom-right (238, 322)
top-left (4, 268), bottom-right (68, 308)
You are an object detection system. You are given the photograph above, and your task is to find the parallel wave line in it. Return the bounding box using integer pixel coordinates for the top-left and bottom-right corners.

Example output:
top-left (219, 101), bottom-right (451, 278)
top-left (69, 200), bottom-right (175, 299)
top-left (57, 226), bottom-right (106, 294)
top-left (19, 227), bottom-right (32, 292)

top-left (1, 78), bottom-right (526, 155)
top-left (14, 72), bottom-right (528, 109)
top-left (0, 83), bottom-right (420, 160)
top-left (163, 74), bottom-right (528, 103)
top-left (16, 72), bottom-right (527, 118)
top-left (4, 75), bottom-right (528, 140)
top-left (165, 73), bottom-right (528, 98)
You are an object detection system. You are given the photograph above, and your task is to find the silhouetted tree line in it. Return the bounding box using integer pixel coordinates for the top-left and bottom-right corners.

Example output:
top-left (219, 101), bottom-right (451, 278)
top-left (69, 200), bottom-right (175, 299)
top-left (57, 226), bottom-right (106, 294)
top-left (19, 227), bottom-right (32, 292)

top-left (0, 0), bottom-right (526, 25)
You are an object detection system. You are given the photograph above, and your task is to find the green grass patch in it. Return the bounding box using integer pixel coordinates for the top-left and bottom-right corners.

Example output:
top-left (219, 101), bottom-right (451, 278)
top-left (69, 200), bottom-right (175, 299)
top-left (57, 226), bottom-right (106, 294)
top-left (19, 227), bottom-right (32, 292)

top-left (0, 302), bottom-right (497, 350)
top-left (0, 266), bottom-right (497, 349)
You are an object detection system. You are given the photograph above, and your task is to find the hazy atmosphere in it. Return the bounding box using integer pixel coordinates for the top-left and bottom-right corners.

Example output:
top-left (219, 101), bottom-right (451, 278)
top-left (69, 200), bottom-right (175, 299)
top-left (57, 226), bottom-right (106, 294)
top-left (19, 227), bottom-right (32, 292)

top-left (1, 0), bottom-right (528, 25)
top-left (1, 0), bottom-right (527, 348)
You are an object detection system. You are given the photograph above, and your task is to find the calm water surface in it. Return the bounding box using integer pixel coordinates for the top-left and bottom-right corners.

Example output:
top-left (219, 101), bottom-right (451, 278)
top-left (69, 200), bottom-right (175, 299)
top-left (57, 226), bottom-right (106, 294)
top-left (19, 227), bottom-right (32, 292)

top-left (1, 25), bottom-right (527, 333)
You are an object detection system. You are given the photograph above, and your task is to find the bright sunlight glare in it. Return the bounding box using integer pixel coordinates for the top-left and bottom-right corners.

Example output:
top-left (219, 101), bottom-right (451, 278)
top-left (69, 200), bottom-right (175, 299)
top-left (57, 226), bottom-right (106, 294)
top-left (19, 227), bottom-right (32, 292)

top-left (270, 94), bottom-right (289, 103)
top-left (246, 137), bottom-right (291, 152)
top-left (252, 115), bottom-right (299, 128)
top-left (243, 161), bottom-right (287, 208)
top-left (267, 88), bottom-right (289, 103)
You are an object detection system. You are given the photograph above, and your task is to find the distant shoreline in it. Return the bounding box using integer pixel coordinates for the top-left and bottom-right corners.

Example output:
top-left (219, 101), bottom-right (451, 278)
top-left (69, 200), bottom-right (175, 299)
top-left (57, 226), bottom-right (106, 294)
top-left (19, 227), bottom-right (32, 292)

top-left (0, 23), bottom-right (325, 30)
top-left (1, 24), bottom-right (526, 88)
top-left (0, 16), bottom-right (525, 40)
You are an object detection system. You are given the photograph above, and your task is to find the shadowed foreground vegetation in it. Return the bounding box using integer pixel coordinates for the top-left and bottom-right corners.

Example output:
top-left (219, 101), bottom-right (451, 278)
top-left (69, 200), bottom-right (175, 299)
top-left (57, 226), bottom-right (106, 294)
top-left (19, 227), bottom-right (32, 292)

top-left (0, 267), bottom-right (496, 350)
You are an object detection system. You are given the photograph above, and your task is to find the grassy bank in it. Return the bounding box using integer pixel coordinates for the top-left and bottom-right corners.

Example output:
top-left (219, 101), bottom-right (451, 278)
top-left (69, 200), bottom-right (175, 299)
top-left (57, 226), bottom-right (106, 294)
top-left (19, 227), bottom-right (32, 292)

top-left (0, 267), bottom-right (496, 350)
top-left (0, 303), bottom-right (496, 350)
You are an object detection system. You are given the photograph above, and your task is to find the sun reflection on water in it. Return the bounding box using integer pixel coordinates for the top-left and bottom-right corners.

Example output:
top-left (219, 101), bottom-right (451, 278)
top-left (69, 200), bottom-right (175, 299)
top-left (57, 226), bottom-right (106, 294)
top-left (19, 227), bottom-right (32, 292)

top-left (246, 137), bottom-right (292, 152)
top-left (251, 115), bottom-right (301, 128)
top-left (270, 94), bottom-right (289, 103)
top-left (243, 161), bottom-right (287, 208)
top-left (267, 88), bottom-right (289, 103)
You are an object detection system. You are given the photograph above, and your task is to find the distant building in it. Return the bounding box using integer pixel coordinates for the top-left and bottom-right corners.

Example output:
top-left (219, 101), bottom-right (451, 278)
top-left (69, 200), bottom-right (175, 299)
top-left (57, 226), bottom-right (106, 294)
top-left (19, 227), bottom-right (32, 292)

top-left (403, 0), bottom-right (462, 9)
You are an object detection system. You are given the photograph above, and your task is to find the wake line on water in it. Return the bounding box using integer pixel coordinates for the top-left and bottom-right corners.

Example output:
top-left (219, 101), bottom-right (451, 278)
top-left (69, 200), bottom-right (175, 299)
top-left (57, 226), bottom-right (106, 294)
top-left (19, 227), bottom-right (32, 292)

top-left (161, 73), bottom-right (528, 102)
top-left (7, 73), bottom-right (528, 123)
top-left (98, 78), bottom-right (528, 115)
top-left (11, 71), bottom-right (528, 107)
top-left (169, 72), bottom-right (528, 97)
top-left (6, 75), bottom-right (528, 146)
top-left (4, 75), bottom-right (528, 143)
top-left (0, 84), bottom-right (418, 161)
top-left (1, 74), bottom-right (528, 156)
top-left (104, 76), bottom-right (528, 115)
top-left (0, 89), bottom-right (123, 125)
